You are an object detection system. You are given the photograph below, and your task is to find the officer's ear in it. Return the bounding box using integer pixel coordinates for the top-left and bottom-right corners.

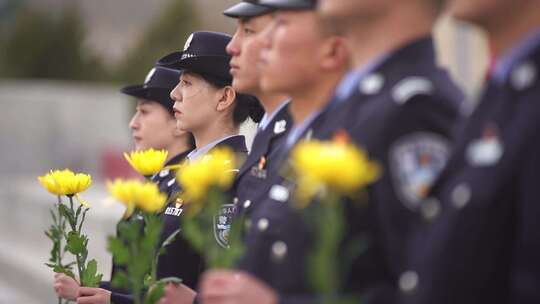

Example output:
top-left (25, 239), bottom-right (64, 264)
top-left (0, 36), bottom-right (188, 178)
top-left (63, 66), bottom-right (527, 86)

top-left (319, 36), bottom-right (350, 71)
top-left (216, 86), bottom-right (237, 112)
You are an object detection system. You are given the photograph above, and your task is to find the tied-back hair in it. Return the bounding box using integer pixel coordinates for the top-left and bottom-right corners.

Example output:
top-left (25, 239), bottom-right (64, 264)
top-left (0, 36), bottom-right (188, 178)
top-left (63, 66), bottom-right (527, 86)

top-left (197, 72), bottom-right (265, 125)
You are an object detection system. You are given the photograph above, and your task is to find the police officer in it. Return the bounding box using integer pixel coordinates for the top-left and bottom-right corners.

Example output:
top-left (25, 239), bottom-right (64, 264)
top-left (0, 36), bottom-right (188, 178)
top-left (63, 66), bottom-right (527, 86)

top-left (401, 1), bottom-right (540, 304)
top-left (223, 1), bottom-right (293, 221)
top-left (199, 1), bottom-right (351, 303)
top-left (55, 66), bottom-right (195, 304)
top-left (150, 31), bottom-right (265, 304)
top-left (200, 0), bottom-right (464, 303)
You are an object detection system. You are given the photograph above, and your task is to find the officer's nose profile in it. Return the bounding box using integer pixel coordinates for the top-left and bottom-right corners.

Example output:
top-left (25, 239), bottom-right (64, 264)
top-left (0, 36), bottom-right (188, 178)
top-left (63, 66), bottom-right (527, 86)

top-left (226, 32), bottom-right (241, 56)
top-left (170, 83), bottom-right (183, 102)
top-left (129, 111), bottom-right (140, 130)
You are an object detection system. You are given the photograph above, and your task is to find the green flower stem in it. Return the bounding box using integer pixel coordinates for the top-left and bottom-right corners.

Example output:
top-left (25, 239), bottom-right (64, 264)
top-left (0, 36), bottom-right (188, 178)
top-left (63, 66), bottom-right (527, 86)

top-left (131, 216), bottom-right (143, 304)
top-left (305, 191), bottom-right (344, 297)
top-left (56, 196), bottom-right (64, 304)
top-left (68, 196), bottom-right (85, 285)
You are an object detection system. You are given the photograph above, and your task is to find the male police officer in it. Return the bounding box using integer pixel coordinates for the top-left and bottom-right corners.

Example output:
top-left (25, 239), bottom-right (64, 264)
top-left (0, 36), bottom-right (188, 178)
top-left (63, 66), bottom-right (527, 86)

top-left (401, 1), bottom-right (540, 304)
top-left (224, 0), bottom-right (294, 219)
top-left (199, 1), bottom-right (351, 304)
top-left (201, 0), bottom-right (464, 303)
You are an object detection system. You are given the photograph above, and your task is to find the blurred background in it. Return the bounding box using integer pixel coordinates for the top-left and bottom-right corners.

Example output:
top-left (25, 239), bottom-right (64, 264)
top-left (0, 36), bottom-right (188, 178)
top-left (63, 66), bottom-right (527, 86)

top-left (0, 0), bottom-right (489, 302)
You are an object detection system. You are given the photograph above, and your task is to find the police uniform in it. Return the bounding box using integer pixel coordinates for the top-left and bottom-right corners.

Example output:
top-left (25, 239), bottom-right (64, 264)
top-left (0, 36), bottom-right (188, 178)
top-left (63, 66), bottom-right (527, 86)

top-left (152, 31), bottom-right (254, 289)
top-left (156, 134), bottom-right (248, 286)
top-left (232, 102), bottom-right (292, 218)
top-left (400, 29), bottom-right (540, 304)
top-left (99, 66), bottom-right (191, 304)
top-left (237, 3), bottom-right (464, 300)
top-left (223, 0), bottom-right (294, 220)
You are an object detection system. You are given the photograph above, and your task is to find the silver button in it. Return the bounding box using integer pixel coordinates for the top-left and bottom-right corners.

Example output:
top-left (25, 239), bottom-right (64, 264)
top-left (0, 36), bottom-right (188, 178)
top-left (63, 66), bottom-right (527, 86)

top-left (269, 185), bottom-right (289, 202)
top-left (271, 241), bottom-right (287, 262)
top-left (359, 74), bottom-right (384, 95)
top-left (243, 200), bottom-right (252, 209)
top-left (399, 270), bottom-right (419, 293)
top-left (257, 218), bottom-right (269, 231)
top-left (452, 183), bottom-right (471, 209)
top-left (159, 169), bottom-right (170, 178)
top-left (420, 198), bottom-right (441, 221)
top-left (233, 197), bottom-right (239, 204)
top-left (511, 61), bottom-right (536, 91)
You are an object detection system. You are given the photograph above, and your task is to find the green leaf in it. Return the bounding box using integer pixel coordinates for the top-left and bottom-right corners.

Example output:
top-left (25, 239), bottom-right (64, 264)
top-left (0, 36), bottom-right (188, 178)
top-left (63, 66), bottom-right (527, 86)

top-left (144, 281), bottom-right (165, 304)
top-left (49, 208), bottom-right (58, 224)
top-left (118, 220), bottom-right (142, 243)
top-left (107, 237), bottom-right (130, 265)
top-left (80, 259), bottom-right (103, 288)
top-left (52, 265), bottom-right (75, 278)
top-left (66, 231), bottom-right (85, 255)
top-left (159, 229), bottom-right (180, 255)
top-left (111, 271), bottom-right (129, 289)
top-left (58, 203), bottom-right (75, 227)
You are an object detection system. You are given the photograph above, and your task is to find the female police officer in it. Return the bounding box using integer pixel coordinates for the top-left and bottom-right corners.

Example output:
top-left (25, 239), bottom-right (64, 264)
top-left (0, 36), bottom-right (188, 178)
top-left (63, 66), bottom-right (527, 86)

top-left (138, 31), bottom-right (264, 304)
top-left (54, 65), bottom-right (195, 304)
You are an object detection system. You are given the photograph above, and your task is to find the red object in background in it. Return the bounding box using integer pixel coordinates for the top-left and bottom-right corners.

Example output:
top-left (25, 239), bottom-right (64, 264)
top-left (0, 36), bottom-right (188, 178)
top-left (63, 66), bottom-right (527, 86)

top-left (100, 147), bottom-right (139, 180)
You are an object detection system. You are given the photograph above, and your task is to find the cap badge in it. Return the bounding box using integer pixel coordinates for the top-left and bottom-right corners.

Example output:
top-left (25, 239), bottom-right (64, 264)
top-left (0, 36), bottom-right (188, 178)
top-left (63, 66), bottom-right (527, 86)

top-left (184, 33), bottom-right (194, 51)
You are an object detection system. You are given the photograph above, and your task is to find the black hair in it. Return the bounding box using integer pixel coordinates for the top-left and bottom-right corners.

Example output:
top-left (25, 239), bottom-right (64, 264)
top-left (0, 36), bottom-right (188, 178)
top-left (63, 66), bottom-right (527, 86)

top-left (146, 89), bottom-right (175, 115)
top-left (186, 132), bottom-right (196, 150)
top-left (194, 71), bottom-right (265, 125)
top-left (233, 93), bottom-right (265, 124)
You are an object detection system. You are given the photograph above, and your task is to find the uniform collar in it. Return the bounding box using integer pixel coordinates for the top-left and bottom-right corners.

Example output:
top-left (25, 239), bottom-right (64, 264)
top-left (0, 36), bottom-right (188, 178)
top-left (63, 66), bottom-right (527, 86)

top-left (284, 110), bottom-right (320, 149)
top-left (335, 36), bottom-right (435, 102)
top-left (187, 135), bottom-right (246, 161)
top-left (258, 99), bottom-right (291, 131)
top-left (492, 27), bottom-right (540, 85)
top-left (335, 53), bottom-right (389, 101)
top-left (165, 149), bottom-right (192, 167)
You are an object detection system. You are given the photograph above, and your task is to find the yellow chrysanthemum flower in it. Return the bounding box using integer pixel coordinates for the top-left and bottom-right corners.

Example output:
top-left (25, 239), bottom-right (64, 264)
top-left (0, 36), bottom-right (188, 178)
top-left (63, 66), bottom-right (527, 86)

top-left (38, 169), bottom-right (92, 197)
top-left (107, 179), bottom-right (167, 218)
top-left (177, 147), bottom-right (236, 203)
top-left (290, 138), bottom-right (380, 205)
top-left (124, 149), bottom-right (168, 176)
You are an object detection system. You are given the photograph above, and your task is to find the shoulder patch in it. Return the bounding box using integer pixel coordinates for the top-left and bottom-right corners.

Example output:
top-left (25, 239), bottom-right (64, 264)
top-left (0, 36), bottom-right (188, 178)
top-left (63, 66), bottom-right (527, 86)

top-left (389, 132), bottom-right (450, 211)
top-left (392, 77), bottom-right (434, 105)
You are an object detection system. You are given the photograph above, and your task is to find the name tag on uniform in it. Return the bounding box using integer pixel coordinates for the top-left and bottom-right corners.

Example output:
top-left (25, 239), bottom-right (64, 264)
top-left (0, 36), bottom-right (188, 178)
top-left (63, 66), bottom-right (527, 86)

top-left (164, 200), bottom-right (184, 217)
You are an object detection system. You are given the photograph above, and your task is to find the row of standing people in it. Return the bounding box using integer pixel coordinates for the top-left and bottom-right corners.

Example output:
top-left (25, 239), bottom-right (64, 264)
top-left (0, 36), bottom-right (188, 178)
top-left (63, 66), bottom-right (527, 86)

top-left (54, 0), bottom-right (540, 303)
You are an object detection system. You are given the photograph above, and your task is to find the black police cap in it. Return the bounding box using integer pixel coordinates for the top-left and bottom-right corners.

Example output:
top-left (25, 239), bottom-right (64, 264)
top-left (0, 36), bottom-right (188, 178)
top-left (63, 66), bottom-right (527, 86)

top-left (120, 66), bottom-right (180, 114)
top-left (259, 0), bottom-right (316, 10)
top-left (223, 0), bottom-right (274, 18)
top-left (157, 31), bottom-right (232, 82)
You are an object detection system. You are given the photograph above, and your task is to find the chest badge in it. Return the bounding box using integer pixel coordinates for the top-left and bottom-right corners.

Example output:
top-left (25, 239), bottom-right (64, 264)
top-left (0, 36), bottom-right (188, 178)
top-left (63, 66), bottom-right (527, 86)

top-left (250, 156), bottom-right (268, 179)
top-left (214, 204), bottom-right (237, 248)
top-left (466, 124), bottom-right (504, 167)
